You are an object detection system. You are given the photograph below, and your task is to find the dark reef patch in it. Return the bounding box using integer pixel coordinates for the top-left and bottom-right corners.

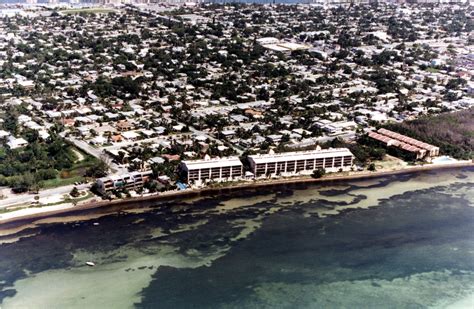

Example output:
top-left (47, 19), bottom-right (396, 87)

top-left (0, 168), bottom-right (472, 307)
top-left (136, 182), bottom-right (474, 309)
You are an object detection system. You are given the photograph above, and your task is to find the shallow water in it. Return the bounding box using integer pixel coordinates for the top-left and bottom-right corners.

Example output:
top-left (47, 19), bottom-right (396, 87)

top-left (0, 168), bottom-right (473, 309)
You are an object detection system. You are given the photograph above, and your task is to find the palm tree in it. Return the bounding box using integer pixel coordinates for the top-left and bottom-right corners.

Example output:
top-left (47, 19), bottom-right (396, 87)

top-left (117, 150), bottom-right (127, 164)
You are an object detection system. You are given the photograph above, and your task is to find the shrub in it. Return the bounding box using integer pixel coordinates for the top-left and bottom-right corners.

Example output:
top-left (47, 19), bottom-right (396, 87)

top-left (368, 163), bottom-right (376, 171)
top-left (60, 171), bottom-right (71, 179)
top-left (70, 187), bottom-right (80, 198)
top-left (311, 168), bottom-right (326, 178)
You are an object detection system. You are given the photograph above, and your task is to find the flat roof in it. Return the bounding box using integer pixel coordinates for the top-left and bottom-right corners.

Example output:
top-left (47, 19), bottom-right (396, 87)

top-left (248, 148), bottom-right (354, 164)
top-left (262, 44), bottom-right (291, 52)
top-left (98, 171), bottom-right (152, 183)
top-left (277, 42), bottom-right (311, 50)
top-left (182, 157), bottom-right (243, 170)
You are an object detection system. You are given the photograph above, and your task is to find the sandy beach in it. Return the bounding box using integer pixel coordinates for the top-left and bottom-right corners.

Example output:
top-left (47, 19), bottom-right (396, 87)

top-left (0, 160), bottom-right (472, 227)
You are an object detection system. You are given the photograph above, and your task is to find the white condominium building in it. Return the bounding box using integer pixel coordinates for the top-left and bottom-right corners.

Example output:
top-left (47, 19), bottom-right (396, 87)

top-left (181, 156), bottom-right (243, 183)
top-left (248, 148), bottom-right (354, 177)
top-left (96, 170), bottom-right (152, 195)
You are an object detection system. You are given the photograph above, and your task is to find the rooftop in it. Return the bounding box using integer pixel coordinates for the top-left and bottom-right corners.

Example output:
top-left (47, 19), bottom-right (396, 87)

top-left (248, 148), bottom-right (354, 164)
top-left (182, 156), bottom-right (243, 170)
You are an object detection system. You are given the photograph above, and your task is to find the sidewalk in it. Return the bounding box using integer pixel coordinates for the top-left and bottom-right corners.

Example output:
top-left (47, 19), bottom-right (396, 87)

top-left (0, 183), bottom-right (90, 209)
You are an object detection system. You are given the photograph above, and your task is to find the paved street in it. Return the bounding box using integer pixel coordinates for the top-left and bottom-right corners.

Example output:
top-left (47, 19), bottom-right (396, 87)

top-left (0, 183), bottom-right (90, 209)
top-left (66, 137), bottom-right (128, 174)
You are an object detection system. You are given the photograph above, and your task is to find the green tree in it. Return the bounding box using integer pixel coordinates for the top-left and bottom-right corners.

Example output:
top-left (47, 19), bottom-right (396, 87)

top-left (85, 159), bottom-right (109, 178)
top-left (311, 168), bottom-right (326, 178)
top-left (70, 186), bottom-right (80, 198)
top-left (368, 163), bottom-right (376, 171)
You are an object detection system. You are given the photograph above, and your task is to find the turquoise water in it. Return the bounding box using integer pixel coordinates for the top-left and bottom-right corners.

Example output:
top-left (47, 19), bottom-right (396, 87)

top-left (0, 168), bottom-right (473, 308)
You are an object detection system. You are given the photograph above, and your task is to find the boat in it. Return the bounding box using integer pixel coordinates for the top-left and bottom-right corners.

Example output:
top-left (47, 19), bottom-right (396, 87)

top-left (86, 261), bottom-right (95, 267)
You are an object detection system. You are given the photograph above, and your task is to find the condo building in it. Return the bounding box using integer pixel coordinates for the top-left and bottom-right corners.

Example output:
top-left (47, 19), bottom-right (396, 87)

top-left (368, 128), bottom-right (439, 160)
top-left (181, 156), bottom-right (243, 183)
top-left (96, 170), bottom-right (152, 195)
top-left (248, 148), bottom-right (355, 177)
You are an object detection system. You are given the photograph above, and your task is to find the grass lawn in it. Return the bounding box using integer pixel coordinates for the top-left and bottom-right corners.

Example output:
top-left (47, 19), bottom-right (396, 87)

top-left (60, 8), bottom-right (117, 15)
top-left (41, 175), bottom-right (84, 189)
top-left (426, 67), bottom-right (439, 73)
top-left (372, 155), bottom-right (408, 171)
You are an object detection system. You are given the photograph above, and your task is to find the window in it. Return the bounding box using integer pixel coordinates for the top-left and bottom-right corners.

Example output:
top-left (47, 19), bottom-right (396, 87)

top-left (232, 166), bottom-right (242, 177)
top-left (255, 163), bottom-right (266, 176)
top-left (221, 167), bottom-right (231, 177)
top-left (286, 161), bottom-right (296, 171)
top-left (200, 169), bottom-right (210, 179)
top-left (324, 158), bottom-right (334, 168)
top-left (211, 168), bottom-right (221, 178)
top-left (296, 160), bottom-right (306, 172)
top-left (343, 156), bottom-right (353, 166)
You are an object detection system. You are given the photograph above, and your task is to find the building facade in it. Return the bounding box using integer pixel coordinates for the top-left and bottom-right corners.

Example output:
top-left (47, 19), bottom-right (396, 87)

top-left (368, 128), bottom-right (439, 160)
top-left (181, 156), bottom-right (243, 183)
top-left (96, 170), bottom-right (152, 195)
top-left (248, 148), bottom-right (354, 177)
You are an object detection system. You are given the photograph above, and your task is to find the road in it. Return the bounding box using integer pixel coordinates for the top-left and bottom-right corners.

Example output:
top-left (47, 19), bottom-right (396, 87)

top-left (0, 183), bottom-right (90, 209)
top-left (0, 136), bottom-right (117, 209)
top-left (66, 137), bottom-right (128, 174)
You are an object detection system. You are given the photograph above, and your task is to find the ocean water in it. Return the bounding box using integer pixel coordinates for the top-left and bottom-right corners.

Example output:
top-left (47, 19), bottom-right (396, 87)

top-left (0, 167), bottom-right (473, 309)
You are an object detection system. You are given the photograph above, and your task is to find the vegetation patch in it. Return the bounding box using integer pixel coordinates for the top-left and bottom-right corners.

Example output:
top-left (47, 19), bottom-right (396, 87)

top-left (383, 108), bottom-right (474, 160)
top-left (0, 137), bottom-right (100, 191)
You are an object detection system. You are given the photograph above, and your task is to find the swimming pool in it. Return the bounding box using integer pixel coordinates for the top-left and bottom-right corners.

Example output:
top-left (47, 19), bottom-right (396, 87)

top-left (432, 156), bottom-right (457, 164)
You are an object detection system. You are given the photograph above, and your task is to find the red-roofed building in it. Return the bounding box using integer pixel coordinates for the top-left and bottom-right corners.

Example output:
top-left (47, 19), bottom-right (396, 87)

top-left (368, 129), bottom-right (437, 160)
top-left (61, 118), bottom-right (76, 127)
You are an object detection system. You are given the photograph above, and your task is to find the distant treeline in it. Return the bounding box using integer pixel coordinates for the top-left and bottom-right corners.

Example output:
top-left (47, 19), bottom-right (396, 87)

top-left (383, 108), bottom-right (474, 160)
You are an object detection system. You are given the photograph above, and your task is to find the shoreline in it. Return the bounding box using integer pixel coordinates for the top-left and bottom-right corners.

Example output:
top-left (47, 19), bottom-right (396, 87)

top-left (0, 161), bottom-right (472, 227)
